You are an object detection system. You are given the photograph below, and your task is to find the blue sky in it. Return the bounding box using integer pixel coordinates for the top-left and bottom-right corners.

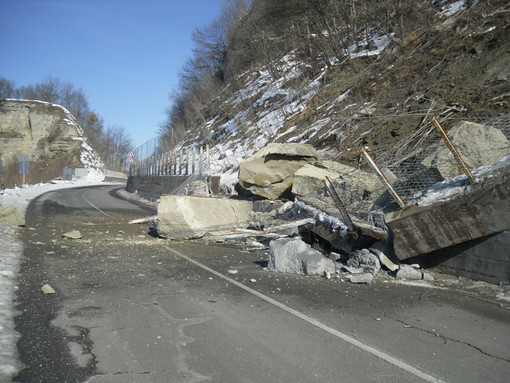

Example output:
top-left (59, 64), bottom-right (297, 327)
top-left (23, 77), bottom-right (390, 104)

top-left (0, 0), bottom-right (222, 148)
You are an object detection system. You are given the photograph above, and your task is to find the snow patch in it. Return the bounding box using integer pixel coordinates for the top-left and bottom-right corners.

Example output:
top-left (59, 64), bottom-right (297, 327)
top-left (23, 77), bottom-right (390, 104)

top-left (414, 154), bottom-right (510, 206)
top-left (0, 179), bottom-right (108, 381)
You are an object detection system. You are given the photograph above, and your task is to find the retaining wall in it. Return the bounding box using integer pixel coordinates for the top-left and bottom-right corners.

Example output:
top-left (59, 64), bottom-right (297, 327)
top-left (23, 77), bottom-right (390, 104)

top-left (126, 175), bottom-right (191, 201)
top-left (417, 231), bottom-right (510, 284)
top-left (126, 175), bottom-right (221, 201)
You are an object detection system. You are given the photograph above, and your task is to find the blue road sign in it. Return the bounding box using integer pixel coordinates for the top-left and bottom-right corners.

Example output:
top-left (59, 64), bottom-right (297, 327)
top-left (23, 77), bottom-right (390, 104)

top-left (18, 155), bottom-right (29, 175)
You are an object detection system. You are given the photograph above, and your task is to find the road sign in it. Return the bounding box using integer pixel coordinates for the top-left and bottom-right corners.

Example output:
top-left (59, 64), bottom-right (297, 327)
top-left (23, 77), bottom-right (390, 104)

top-left (128, 150), bottom-right (135, 158)
top-left (18, 154), bottom-right (29, 185)
top-left (63, 167), bottom-right (73, 181)
top-left (18, 155), bottom-right (29, 175)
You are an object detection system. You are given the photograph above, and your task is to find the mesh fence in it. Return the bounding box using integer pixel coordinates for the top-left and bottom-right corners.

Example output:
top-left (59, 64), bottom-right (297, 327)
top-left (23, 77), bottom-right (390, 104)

top-left (355, 114), bottom-right (510, 213)
top-left (133, 137), bottom-right (163, 161)
top-left (297, 114), bottom-right (510, 232)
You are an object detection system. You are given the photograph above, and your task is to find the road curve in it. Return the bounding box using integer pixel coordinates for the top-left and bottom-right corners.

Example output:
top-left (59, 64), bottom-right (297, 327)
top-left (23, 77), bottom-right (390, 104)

top-left (13, 185), bottom-right (510, 382)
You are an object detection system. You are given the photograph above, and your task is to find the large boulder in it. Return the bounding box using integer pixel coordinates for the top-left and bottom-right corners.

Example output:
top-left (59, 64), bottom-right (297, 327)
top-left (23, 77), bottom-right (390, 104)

top-left (422, 121), bottom-right (510, 180)
top-left (291, 161), bottom-right (341, 196)
top-left (0, 205), bottom-right (25, 226)
top-left (238, 143), bottom-right (318, 200)
top-left (156, 195), bottom-right (253, 240)
top-left (297, 160), bottom-right (387, 205)
top-left (268, 237), bottom-right (336, 276)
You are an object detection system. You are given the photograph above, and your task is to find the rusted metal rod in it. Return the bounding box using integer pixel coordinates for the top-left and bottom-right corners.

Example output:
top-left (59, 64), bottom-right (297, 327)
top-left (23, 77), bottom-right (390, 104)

top-left (432, 116), bottom-right (476, 184)
top-left (323, 176), bottom-right (356, 233)
top-left (361, 147), bottom-right (406, 209)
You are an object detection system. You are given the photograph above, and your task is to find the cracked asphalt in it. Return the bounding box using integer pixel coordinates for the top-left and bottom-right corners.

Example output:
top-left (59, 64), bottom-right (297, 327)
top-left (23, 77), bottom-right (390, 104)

top-left (13, 185), bottom-right (510, 382)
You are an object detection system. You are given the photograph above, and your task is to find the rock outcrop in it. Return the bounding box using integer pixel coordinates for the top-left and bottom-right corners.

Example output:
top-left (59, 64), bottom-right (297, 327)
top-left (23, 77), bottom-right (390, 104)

top-left (0, 99), bottom-right (103, 176)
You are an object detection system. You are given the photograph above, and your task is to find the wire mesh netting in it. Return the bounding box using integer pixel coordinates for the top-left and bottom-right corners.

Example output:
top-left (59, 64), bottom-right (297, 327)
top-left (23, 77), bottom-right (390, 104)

top-left (297, 114), bottom-right (510, 232)
top-left (363, 114), bottom-right (509, 198)
top-left (133, 137), bottom-right (163, 161)
top-left (346, 114), bottom-right (510, 220)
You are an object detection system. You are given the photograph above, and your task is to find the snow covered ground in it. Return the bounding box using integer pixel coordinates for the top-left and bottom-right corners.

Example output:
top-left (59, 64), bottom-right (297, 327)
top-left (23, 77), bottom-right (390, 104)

top-left (0, 178), bottom-right (107, 380)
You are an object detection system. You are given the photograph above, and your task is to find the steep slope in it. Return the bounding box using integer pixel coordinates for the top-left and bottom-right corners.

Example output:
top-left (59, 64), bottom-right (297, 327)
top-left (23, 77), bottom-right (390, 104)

top-left (0, 99), bottom-right (104, 186)
top-left (177, 0), bottom-right (509, 184)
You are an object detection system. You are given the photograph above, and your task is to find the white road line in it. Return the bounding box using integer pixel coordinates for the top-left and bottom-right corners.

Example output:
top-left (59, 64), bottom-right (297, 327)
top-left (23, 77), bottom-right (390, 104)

top-left (81, 190), bottom-right (112, 217)
top-left (165, 245), bottom-right (446, 383)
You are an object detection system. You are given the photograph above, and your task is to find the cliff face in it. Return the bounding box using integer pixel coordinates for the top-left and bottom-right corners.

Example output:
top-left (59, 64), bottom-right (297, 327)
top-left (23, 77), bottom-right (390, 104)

top-left (0, 99), bottom-right (103, 185)
top-left (0, 99), bottom-right (82, 164)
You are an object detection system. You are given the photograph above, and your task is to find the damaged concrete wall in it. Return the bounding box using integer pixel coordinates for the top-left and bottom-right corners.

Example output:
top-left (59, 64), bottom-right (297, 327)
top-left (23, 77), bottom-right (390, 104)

top-left (385, 176), bottom-right (510, 262)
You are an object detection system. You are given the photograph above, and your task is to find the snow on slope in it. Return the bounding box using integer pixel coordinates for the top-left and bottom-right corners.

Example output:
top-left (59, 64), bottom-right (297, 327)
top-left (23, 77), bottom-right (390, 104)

top-left (185, 48), bottom-right (377, 187)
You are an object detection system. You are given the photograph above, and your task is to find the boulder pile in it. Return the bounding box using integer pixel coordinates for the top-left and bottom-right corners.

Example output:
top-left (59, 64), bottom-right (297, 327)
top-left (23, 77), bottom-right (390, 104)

top-left (155, 127), bottom-right (509, 284)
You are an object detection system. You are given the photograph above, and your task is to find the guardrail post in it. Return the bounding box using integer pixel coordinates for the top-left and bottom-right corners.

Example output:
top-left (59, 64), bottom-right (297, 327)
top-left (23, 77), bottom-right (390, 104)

top-left (192, 147), bottom-right (196, 174)
top-left (199, 146), bottom-right (203, 176)
top-left (185, 147), bottom-right (190, 176)
top-left (206, 145), bottom-right (210, 175)
top-left (179, 148), bottom-right (183, 176)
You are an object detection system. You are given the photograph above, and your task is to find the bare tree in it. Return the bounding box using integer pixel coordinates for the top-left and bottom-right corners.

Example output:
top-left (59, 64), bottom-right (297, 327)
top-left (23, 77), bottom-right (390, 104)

top-left (0, 78), bottom-right (17, 98)
top-left (35, 76), bottom-right (61, 103)
top-left (60, 82), bottom-right (90, 128)
top-left (99, 125), bottom-right (133, 171)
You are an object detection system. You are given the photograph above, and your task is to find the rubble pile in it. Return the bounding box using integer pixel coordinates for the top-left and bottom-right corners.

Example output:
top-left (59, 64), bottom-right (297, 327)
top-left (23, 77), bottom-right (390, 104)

top-left (152, 139), bottom-right (509, 285)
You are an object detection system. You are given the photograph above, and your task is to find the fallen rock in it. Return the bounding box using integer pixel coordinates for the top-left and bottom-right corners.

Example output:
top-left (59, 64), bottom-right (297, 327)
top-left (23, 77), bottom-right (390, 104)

top-left (0, 205), bottom-right (25, 226)
top-left (268, 237), bottom-right (336, 276)
top-left (62, 230), bottom-right (82, 239)
top-left (187, 180), bottom-right (209, 196)
top-left (422, 121), bottom-right (510, 180)
top-left (396, 264), bottom-right (434, 281)
top-left (156, 195), bottom-right (253, 239)
top-left (346, 249), bottom-right (381, 274)
top-left (299, 160), bottom-right (388, 204)
top-left (41, 284), bottom-right (55, 294)
top-left (369, 241), bottom-right (399, 272)
top-left (238, 143), bottom-right (318, 200)
top-left (342, 265), bottom-right (365, 274)
top-left (346, 273), bottom-right (374, 284)
top-left (252, 200), bottom-right (285, 213)
top-left (291, 161), bottom-right (341, 196)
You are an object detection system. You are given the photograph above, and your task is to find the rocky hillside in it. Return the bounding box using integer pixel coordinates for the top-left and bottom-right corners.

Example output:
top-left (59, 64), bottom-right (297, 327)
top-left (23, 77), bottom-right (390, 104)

top-left (0, 99), bottom-right (103, 187)
top-left (175, 0), bottom-right (509, 182)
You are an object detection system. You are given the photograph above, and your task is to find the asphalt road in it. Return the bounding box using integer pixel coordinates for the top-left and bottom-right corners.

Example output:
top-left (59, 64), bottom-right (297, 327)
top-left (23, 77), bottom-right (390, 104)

top-left (13, 185), bottom-right (510, 382)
